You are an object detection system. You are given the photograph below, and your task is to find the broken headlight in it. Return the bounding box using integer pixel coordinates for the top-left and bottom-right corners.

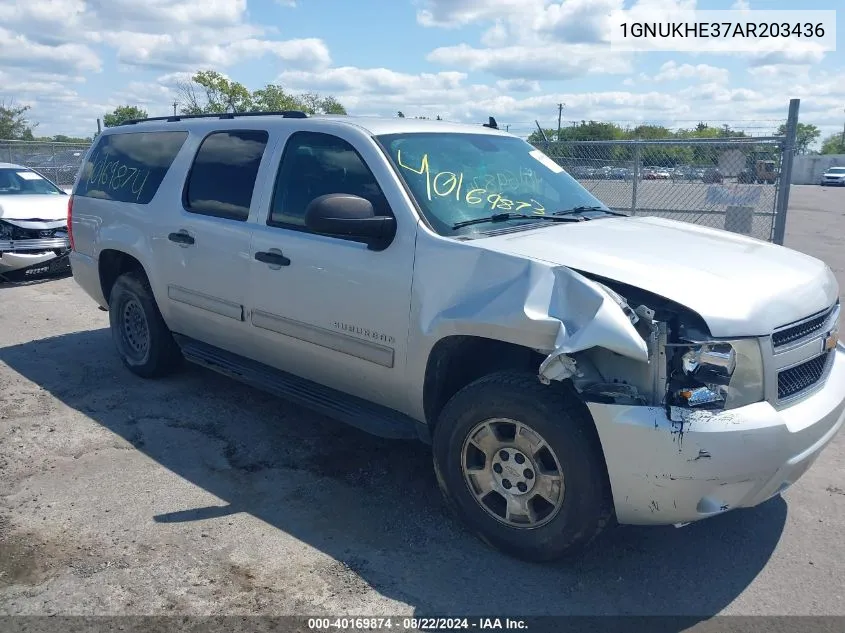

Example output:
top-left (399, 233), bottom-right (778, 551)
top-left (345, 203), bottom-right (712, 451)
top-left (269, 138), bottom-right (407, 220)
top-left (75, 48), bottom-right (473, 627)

top-left (672, 338), bottom-right (764, 410)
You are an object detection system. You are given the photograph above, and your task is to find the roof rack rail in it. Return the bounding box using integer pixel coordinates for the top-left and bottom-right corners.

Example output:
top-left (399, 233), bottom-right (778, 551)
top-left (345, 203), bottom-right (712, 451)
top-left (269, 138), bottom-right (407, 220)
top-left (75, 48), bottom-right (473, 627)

top-left (121, 110), bottom-right (309, 125)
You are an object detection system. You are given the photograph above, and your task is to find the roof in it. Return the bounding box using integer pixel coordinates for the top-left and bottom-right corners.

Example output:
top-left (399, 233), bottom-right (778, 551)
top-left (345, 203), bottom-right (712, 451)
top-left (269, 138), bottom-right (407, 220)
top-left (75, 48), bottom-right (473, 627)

top-left (0, 163), bottom-right (28, 170)
top-left (315, 115), bottom-right (512, 137)
top-left (110, 113), bottom-right (513, 138)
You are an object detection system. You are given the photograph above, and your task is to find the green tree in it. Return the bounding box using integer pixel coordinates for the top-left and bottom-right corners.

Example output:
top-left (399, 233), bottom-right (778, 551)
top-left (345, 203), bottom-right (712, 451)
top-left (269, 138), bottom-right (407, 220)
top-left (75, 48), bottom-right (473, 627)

top-left (316, 95), bottom-right (347, 115)
top-left (295, 92), bottom-right (347, 115)
top-left (397, 111), bottom-right (405, 118)
top-left (820, 132), bottom-right (845, 155)
top-left (0, 101), bottom-right (36, 139)
top-left (776, 122), bottom-right (821, 155)
top-left (252, 84), bottom-right (302, 112)
top-left (177, 70), bottom-right (254, 114)
top-left (177, 70), bottom-right (347, 116)
top-left (103, 105), bottom-right (148, 127)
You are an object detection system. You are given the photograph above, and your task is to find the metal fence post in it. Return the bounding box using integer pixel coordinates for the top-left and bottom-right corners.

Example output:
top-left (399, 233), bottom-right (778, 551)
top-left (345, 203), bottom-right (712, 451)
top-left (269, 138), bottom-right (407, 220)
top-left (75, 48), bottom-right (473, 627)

top-left (630, 141), bottom-right (641, 215)
top-left (772, 98), bottom-right (799, 246)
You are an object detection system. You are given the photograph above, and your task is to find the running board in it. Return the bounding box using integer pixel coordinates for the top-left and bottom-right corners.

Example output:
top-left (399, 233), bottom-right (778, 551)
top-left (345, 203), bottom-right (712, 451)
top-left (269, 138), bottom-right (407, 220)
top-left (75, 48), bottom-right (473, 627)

top-left (174, 335), bottom-right (422, 441)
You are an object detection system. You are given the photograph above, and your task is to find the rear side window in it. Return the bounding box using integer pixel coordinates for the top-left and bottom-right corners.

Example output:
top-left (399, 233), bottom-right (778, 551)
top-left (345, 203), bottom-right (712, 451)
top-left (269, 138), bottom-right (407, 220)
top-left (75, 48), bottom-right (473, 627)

top-left (184, 130), bottom-right (269, 221)
top-left (76, 131), bottom-right (188, 204)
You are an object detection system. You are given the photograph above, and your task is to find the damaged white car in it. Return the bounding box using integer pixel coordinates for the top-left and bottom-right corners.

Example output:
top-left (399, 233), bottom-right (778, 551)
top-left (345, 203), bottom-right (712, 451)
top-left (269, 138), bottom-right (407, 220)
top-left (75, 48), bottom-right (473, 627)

top-left (0, 163), bottom-right (72, 282)
top-left (68, 114), bottom-right (844, 562)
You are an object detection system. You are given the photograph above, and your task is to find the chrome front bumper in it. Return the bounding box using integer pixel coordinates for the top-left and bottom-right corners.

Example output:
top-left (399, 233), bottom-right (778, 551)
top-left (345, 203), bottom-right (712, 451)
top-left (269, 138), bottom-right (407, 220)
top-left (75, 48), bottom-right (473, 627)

top-left (590, 344), bottom-right (845, 525)
top-left (0, 237), bottom-right (70, 252)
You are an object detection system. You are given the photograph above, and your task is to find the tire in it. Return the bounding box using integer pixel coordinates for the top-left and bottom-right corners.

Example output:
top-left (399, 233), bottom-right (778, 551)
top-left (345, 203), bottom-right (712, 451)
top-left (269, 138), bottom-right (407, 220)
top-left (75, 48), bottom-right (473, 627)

top-left (432, 371), bottom-right (613, 562)
top-left (108, 271), bottom-right (182, 378)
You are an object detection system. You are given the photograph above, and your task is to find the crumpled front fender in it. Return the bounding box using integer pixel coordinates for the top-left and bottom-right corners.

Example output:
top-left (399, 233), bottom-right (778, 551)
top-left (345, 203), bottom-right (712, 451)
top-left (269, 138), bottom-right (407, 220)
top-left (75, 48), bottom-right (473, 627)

top-left (407, 237), bottom-right (650, 416)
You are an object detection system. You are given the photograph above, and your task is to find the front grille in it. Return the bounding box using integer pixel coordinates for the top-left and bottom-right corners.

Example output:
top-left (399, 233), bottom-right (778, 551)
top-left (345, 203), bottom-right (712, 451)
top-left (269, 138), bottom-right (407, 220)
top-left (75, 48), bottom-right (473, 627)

top-left (773, 306), bottom-right (836, 349)
top-left (0, 222), bottom-right (63, 241)
top-left (777, 353), bottom-right (831, 400)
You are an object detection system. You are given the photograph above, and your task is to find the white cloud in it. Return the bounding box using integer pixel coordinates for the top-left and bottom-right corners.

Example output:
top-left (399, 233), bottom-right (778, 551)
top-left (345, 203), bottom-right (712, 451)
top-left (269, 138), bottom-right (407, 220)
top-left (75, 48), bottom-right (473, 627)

top-left (0, 0), bottom-right (327, 74)
top-left (746, 64), bottom-right (812, 81)
top-left (534, 0), bottom-right (621, 44)
top-left (495, 79), bottom-right (541, 92)
top-left (418, 0), bottom-right (705, 81)
top-left (278, 67), bottom-right (469, 97)
top-left (93, 23), bottom-right (331, 71)
top-left (427, 43), bottom-right (630, 79)
top-left (416, 0), bottom-right (537, 28)
top-left (480, 21), bottom-right (509, 47)
top-left (649, 61), bottom-right (730, 83)
top-left (2, 0), bottom-right (844, 141)
top-left (745, 48), bottom-right (827, 66)
top-left (0, 27), bottom-right (101, 74)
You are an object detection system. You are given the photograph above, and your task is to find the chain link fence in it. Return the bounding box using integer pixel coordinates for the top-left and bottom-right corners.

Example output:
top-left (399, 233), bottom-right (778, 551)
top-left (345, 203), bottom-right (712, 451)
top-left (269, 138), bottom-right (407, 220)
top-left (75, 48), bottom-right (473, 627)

top-left (534, 137), bottom-right (791, 242)
top-left (1, 102), bottom-right (799, 243)
top-left (1, 140), bottom-right (91, 190)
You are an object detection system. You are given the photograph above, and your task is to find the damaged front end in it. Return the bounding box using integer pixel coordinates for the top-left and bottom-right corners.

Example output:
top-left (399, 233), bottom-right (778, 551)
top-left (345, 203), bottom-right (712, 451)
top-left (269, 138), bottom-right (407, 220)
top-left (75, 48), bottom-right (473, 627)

top-left (0, 219), bottom-right (72, 282)
top-left (534, 274), bottom-right (818, 526)
top-left (538, 274), bottom-right (766, 423)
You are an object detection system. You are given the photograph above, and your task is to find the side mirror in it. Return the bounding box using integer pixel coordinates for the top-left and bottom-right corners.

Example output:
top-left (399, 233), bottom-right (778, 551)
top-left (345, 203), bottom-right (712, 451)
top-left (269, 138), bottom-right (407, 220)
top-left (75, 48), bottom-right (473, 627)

top-left (304, 193), bottom-right (396, 250)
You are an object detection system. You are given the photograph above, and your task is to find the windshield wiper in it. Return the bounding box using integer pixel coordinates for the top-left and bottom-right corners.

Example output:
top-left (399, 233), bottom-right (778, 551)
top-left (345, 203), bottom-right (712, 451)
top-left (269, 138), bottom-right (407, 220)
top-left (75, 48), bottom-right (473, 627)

top-left (452, 212), bottom-right (583, 230)
top-left (551, 206), bottom-right (627, 218)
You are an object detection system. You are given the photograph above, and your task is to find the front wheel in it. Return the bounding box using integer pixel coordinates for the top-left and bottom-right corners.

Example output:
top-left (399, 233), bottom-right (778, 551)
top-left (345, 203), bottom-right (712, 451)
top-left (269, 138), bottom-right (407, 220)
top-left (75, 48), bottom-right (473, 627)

top-left (432, 371), bottom-right (613, 562)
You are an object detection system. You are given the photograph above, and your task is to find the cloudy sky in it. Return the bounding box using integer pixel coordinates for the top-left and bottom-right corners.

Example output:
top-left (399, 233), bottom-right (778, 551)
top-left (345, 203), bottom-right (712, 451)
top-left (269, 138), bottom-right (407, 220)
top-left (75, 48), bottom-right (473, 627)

top-left (0, 0), bottom-right (843, 144)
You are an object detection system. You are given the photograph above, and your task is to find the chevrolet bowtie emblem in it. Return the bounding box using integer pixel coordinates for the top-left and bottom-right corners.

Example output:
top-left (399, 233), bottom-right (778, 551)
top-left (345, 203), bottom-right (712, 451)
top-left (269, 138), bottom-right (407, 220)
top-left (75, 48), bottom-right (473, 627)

top-left (824, 330), bottom-right (839, 352)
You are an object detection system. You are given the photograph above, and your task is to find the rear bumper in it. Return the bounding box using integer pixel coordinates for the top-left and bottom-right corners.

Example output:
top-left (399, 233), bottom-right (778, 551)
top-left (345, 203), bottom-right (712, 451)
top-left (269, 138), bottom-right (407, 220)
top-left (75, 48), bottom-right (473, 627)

top-left (590, 345), bottom-right (845, 525)
top-left (69, 251), bottom-right (107, 307)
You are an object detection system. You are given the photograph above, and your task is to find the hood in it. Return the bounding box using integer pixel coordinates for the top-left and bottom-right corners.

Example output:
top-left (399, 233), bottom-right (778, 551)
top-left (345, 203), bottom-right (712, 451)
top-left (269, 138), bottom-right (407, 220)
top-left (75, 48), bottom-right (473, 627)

top-left (0, 194), bottom-right (69, 222)
top-left (478, 216), bottom-right (839, 337)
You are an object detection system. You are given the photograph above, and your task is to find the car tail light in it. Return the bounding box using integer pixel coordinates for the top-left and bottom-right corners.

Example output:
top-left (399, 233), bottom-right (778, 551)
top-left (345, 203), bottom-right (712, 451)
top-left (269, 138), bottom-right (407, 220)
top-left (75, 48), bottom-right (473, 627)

top-left (67, 195), bottom-right (75, 250)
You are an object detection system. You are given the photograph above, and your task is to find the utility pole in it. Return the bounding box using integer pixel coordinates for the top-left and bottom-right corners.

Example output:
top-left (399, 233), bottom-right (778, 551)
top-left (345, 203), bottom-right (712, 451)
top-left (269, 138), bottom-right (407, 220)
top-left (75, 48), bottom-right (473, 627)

top-left (557, 103), bottom-right (564, 141)
top-left (172, 101), bottom-right (179, 116)
top-left (841, 108), bottom-right (844, 149)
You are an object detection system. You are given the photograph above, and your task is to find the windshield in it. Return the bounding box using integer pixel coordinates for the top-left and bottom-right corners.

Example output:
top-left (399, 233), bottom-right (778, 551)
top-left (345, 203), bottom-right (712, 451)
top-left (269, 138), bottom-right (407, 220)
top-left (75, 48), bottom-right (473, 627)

top-left (0, 168), bottom-right (65, 195)
top-left (828, 167), bottom-right (845, 174)
top-left (376, 132), bottom-right (616, 236)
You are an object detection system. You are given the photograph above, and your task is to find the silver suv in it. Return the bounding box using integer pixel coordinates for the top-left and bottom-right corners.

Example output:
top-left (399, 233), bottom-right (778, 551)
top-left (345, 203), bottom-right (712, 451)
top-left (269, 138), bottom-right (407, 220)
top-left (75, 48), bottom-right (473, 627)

top-left (69, 112), bottom-right (845, 562)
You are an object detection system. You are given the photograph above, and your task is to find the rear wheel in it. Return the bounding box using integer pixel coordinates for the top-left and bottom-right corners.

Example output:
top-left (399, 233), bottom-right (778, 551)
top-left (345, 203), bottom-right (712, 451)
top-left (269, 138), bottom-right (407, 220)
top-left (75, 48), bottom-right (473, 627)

top-left (432, 371), bottom-right (613, 562)
top-left (108, 271), bottom-right (182, 378)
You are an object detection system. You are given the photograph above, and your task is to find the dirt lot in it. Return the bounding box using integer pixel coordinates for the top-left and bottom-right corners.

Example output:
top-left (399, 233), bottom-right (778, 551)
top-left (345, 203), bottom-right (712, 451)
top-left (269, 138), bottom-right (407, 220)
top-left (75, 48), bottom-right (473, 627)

top-left (1, 185), bottom-right (845, 618)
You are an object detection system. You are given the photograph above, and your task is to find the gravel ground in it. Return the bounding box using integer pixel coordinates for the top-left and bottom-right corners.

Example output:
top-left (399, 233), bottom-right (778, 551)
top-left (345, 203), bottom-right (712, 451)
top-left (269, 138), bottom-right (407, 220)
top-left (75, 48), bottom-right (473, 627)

top-left (1, 185), bottom-right (844, 619)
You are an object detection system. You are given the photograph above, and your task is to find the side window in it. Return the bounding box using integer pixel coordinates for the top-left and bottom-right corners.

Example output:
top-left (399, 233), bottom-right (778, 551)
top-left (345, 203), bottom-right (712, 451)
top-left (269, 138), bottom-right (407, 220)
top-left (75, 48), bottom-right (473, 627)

top-left (76, 131), bottom-right (188, 204)
top-left (184, 130), bottom-right (269, 221)
top-left (269, 131), bottom-right (389, 229)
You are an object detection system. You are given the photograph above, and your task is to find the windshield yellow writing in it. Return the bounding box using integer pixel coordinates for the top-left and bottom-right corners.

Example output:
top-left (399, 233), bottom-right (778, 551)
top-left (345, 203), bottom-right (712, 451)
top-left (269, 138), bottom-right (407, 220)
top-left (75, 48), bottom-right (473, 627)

top-left (397, 150), bottom-right (545, 214)
top-left (87, 152), bottom-right (149, 201)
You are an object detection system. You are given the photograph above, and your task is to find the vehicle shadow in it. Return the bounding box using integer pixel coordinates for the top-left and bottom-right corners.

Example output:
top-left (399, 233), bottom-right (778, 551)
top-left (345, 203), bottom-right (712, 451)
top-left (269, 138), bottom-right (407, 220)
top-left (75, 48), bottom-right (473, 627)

top-left (0, 328), bottom-right (787, 622)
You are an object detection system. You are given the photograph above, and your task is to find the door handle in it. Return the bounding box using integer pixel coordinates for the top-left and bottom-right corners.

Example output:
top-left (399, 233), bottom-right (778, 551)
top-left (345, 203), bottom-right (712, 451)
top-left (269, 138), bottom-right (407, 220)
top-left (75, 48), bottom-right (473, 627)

top-left (168, 231), bottom-right (195, 245)
top-left (255, 250), bottom-right (291, 267)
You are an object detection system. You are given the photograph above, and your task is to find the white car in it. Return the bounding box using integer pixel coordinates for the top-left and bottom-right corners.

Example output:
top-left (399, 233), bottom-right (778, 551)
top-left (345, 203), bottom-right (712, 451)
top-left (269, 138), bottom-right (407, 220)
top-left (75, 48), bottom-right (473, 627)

top-left (820, 166), bottom-right (845, 186)
top-left (0, 163), bottom-right (72, 282)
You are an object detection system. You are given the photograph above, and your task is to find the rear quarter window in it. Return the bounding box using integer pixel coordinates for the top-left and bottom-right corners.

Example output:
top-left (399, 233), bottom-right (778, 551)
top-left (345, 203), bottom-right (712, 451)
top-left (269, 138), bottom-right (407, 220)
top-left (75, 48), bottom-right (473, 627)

top-left (75, 131), bottom-right (189, 204)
